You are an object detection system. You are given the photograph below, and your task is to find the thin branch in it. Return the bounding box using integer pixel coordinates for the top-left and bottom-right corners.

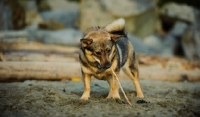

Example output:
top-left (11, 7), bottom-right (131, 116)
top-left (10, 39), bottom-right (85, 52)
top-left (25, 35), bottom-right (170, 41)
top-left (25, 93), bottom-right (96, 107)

top-left (111, 68), bottom-right (132, 106)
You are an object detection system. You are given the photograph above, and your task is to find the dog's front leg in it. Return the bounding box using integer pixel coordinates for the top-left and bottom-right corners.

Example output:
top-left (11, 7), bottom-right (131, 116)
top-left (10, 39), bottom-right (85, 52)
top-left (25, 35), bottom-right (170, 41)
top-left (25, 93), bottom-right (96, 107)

top-left (106, 74), bottom-right (120, 99)
top-left (80, 73), bottom-right (91, 100)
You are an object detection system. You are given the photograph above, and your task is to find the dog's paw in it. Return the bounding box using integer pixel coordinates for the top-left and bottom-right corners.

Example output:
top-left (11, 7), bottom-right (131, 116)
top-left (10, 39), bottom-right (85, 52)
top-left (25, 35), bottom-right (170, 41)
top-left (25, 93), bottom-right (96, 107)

top-left (106, 94), bottom-right (121, 99)
top-left (136, 93), bottom-right (144, 98)
top-left (80, 96), bottom-right (89, 100)
top-left (80, 97), bottom-right (89, 100)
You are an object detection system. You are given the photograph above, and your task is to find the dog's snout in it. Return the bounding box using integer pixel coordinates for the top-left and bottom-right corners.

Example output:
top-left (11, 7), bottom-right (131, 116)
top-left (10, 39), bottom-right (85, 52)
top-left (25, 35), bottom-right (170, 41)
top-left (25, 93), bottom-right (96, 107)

top-left (105, 62), bottom-right (111, 69)
top-left (97, 62), bottom-right (110, 69)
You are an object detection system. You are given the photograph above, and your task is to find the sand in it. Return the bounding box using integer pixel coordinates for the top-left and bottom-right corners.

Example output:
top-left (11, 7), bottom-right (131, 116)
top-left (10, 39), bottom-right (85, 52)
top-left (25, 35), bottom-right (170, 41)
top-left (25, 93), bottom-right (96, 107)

top-left (0, 79), bottom-right (200, 117)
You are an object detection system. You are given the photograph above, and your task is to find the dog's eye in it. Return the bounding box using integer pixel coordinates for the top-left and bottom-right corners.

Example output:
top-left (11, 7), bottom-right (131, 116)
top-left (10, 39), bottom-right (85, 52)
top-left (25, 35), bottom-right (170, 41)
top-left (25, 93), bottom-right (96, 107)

top-left (107, 49), bottom-right (111, 53)
top-left (94, 52), bottom-right (101, 56)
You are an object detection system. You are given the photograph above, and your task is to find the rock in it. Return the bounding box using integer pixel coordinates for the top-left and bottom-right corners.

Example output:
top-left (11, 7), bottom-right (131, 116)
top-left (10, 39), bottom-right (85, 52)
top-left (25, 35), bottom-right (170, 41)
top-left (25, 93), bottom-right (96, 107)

top-left (144, 21), bottom-right (188, 57)
top-left (37, 0), bottom-right (50, 12)
top-left (38, 0), bottom-right (79, 11)
top-left (182, 25), bottom-right (200, 61)
top-left (79, 0), bottom-right (156, 38)
top-left (25, 11), bottom-right (66, 30)
top-left (144, 35), bottom-right (163, 54)
top-left (194, 8), bottom-right (200, 26)
top-left (43, 29), bottom-right (83, 46)
top-left (143, 34), bottom-right (176, 57)
top-left (0, 0), bottom-right (25, 30)
top-left (21, 1), bottom-right (43, 29)
top-left (28, 29), bottom-right (83, 46)
top-left (25, 11), bottom-right (43, 26)
top-left (169, 21), bottom-right (188, 37)
top-left (0, 28), bottom-right (83, 46)
top-left (38, 0), bottom-right (79, 28)
top-left (38, 19), bottom-right (65, 30)
top-left (168, 21), bottom-right (188, 56)
top-left (130, 9), bottom-right (157, 39)
top-left (40, 10), bottom-right (79, 28)
top-left (24, 22), bottom-right (39, 30)
top-left (27, 30), bottom-right (49, 41)
top-left (102, 0), bottom-right (155, 17)
top-left (128, 34), bottom-right (151, 54)
top-left (79, 0), bottom-right (115, 31)
top-left (0, 0), bottom-right (13, 30)
top-left (49, 0), bottom-right (79, 11)
top-left (21, 0), bottom-right (37, 12)
top-left (160, 3), bottom-right (195, 24)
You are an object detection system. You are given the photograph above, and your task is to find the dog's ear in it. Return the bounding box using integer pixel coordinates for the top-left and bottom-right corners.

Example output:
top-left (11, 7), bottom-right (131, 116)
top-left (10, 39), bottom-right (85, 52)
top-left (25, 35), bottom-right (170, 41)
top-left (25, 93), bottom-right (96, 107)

top-left (80, 39), bottom-right (93, 47)
top-left (110, 34), bottom-right (125, 42)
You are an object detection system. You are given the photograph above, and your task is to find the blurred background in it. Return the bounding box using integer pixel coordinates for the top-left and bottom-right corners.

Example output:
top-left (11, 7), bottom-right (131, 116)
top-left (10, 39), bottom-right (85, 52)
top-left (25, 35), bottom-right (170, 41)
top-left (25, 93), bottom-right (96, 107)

top-left (0, 0), bottom-right (200, 82)
top-left (1, 1), bottom-right (200, 116)
top-left (1, 0), bottom-right (200, 59)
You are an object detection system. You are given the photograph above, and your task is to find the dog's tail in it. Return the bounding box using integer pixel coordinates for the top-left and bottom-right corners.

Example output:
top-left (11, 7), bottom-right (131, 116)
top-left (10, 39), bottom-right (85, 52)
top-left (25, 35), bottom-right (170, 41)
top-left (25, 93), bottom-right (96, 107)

top-left (104, 18), bottom-right (126, 35)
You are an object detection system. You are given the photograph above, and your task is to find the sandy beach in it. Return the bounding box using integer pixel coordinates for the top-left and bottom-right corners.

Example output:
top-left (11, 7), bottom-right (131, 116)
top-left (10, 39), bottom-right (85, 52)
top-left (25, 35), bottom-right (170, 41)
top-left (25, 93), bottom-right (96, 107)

top-left (0, 79), bottom-right (200, 117)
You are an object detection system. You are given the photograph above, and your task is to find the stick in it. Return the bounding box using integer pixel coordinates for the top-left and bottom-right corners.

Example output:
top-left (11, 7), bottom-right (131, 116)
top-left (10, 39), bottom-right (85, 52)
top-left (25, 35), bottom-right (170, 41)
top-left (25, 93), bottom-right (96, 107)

top-left (111, 68), bottom-right (132, 106)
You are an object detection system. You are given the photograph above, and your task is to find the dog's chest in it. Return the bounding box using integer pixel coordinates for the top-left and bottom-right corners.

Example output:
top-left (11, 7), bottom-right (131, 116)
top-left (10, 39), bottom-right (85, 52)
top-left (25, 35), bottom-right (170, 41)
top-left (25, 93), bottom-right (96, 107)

top-left (92, 68), bottom-right (112, 80)
top-left (81, 65), bottom-right (111, 80)
top-left (93, 72), bottom-right (111, 80)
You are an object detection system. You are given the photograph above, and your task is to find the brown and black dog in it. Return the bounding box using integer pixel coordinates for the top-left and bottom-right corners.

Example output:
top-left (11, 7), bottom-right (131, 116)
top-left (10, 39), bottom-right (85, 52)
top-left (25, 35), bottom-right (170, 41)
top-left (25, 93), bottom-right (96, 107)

top-left (79, 18), bottom-right (144, 100)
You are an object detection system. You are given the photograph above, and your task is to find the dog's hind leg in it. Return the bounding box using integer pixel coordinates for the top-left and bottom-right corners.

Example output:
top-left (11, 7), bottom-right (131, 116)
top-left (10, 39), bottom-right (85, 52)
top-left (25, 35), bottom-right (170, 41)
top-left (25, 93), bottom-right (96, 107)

top-left (80, 73), bottom-right (91, 100)
top-left (106, 75), bottom-right (120, 99)
top-left (123, 53), bottom-right (144, 98)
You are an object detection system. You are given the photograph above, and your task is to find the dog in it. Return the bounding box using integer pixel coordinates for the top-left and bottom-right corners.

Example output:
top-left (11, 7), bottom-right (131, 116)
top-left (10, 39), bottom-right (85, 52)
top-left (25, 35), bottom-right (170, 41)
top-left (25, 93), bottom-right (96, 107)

top-left (79, 18), bottom-right (144, 100)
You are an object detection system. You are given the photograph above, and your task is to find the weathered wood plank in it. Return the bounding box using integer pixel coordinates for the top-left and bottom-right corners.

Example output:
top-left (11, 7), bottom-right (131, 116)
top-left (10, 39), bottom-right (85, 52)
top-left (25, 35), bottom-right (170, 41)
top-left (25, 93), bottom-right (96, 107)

top-left (0, 61), bottom-right (199, 82)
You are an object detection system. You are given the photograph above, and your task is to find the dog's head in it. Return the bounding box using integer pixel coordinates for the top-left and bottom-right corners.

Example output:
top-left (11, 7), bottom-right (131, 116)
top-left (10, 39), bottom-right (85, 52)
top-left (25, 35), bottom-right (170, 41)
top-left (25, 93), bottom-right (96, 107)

top-left (80, 18), bottom-right (126, 69)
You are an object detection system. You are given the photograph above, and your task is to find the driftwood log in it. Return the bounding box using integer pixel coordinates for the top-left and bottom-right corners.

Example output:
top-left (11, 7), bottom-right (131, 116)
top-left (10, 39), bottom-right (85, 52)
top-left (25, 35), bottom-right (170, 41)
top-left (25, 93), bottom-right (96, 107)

top-left (0, 61), bottom-right (199, 82)
top-left (139, 67), bottom-right (200, 82)
top-left (0, 62), bottom-right (81, 81)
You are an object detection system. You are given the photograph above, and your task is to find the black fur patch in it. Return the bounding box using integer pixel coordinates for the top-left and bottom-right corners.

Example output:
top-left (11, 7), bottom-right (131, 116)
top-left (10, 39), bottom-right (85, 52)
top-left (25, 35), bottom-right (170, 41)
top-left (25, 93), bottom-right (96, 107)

top-left (116, 37), bottom-right (129, 67)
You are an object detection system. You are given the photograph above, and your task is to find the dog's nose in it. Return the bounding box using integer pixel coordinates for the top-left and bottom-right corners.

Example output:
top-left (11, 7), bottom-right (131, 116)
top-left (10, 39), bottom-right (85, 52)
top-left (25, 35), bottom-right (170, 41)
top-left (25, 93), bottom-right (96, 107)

top-left (105, 63), bottom-right (111, 69)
